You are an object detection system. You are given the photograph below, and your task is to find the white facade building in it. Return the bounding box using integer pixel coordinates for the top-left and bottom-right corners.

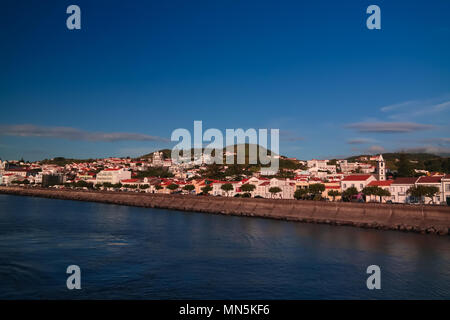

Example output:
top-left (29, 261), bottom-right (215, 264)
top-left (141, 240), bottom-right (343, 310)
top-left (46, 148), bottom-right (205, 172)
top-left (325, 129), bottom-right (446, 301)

top-left (390, 177), bottom-right (418, 203)
top-left (96, 168), bottom-right (131, 185)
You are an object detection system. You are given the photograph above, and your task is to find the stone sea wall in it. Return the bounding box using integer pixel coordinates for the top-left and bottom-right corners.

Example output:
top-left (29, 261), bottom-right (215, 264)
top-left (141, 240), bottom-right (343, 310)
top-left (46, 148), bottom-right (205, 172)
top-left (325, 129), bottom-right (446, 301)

top-left (1, 186), bottom-right (449, 235)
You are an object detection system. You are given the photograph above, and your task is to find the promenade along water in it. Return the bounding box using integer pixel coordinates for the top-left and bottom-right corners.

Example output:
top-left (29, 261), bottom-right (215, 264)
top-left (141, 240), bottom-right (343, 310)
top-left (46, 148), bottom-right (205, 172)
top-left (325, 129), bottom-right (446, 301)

top-left (0, 194), bottom-right (449, 299)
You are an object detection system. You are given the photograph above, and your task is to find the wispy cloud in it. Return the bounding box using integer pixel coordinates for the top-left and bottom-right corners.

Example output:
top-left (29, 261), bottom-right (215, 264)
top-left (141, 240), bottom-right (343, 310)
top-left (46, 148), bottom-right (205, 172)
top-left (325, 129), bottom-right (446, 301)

top-left (380, 95), bottom-right (450, 120)
top-left (0, 124), bottom-right (170, 143)
top-left (419, 137), bottom-right (450, 146)
top-left (345, 122), bottom-right (435, 133)
top-left (347, 138), bottom-right (378, 144)
top-left (380, 100), bottom-right (418, 112)
top-left (397, 146), bottom-right (450, 155)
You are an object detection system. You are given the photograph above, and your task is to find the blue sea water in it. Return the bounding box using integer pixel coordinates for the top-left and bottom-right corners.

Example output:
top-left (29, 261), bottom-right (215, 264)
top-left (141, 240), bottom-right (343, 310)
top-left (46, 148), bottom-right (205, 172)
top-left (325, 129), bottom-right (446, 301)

top-left (0, 194), bottom-right (449, 299)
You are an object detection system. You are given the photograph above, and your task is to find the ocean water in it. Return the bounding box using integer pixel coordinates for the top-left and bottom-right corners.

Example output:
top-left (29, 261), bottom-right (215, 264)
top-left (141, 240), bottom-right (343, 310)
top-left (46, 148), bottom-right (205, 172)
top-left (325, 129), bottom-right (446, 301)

top-left (0, 194), bottom-right (449, 299)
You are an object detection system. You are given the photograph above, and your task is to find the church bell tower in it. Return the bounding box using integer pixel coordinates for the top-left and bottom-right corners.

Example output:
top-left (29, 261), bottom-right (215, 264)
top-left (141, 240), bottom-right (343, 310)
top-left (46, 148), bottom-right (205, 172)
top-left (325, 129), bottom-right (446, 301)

top-left (377, 154), bottom-right (386, 181)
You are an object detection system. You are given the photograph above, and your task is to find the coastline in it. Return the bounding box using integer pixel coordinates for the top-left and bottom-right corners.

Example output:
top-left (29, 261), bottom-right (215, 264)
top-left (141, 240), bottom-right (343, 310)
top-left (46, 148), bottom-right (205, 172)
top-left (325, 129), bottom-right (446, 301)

top-left (1, 186), bottom-right (449, 235)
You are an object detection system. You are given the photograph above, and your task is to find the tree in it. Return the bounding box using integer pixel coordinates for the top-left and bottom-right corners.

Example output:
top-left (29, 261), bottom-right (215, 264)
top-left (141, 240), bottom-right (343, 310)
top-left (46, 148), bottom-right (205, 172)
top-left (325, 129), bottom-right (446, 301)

top-left (406, 185), bottom-right (439, 204)
top-left (328, 190), bottom-right (341, 201)
top-left (103, 182), bottom-right (113, 189)
top-left (183, 184), bottom-right (195, 193)
top-left (342, 186), bottom-right (358, 201)
top-left (139, 185), bottom-right (149, 190)
top-left (167, 183), bottom-right (179, 192)
top-left (240, 183), bottom-right (256, 193)
top-left (308, 183), bottom-right (325, 200)
top-left (362, 186), bottom-right (378, 202)
top-left (201, 185), bottom-right (212, 195)
top-left (378, 188), bottom-right (391, 203)
top-left (155, 185), bottom-right (163, 191)
top-left (294, 187), bottom-right (308, 200)
top-left (221, 183), bottom-right (234, 196)
top-left (268, 186), bottom-right (282, 198)
top-left (424, 186), bottom-right (440, 204)
top-left (397, 154), bottom-right (414, 177)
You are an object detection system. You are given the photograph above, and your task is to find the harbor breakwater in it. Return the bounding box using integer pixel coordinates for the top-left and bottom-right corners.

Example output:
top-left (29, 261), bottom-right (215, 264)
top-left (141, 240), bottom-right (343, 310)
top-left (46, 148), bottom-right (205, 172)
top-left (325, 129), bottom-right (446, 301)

top-left (1, 186), bottom-right (449, 235)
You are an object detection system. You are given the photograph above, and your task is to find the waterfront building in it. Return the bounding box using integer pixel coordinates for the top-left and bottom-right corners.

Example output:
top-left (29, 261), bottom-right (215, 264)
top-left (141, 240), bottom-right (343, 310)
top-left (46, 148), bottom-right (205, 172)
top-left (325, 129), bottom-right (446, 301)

top-left (1, 173), bottom-right (21, 185)
top-left (120, 178), bottom-right (141, 187)
top-left (255, 178), bottom-right (295, 199)
top-left (390, 177), bottom-right (419, 203)
top-left (42, 173), bottom-right (66, 187)
top-left (4, 168), bottom-right (29, 177)
top-left (323, 185), bottom-right (341, 201)
top-left (341, 174), bottom-right (376, 192)
top-left (96, 168), bottom-right (131, 185)
top-left (416, 175), bottom-right (444, 204)
top-left (441, 174), bottom-right (450, 205)
top-left (211, 181), bottom-right (240, 197)
top-left (365, 180), bottom-right (393, 202)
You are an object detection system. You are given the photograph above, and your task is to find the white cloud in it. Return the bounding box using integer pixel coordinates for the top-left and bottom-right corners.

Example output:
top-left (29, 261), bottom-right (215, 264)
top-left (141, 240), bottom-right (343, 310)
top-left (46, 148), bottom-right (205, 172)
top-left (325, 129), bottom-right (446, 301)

top-left (0, 124), bottom-right (169, 143)
top-left (345, 122), bottom-right (434, 133)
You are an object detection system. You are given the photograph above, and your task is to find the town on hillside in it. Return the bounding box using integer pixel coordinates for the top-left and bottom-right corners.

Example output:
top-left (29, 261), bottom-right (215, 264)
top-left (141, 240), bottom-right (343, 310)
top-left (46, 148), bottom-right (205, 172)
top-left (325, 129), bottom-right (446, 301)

top-left (1, 151), bottom-right (450, 205)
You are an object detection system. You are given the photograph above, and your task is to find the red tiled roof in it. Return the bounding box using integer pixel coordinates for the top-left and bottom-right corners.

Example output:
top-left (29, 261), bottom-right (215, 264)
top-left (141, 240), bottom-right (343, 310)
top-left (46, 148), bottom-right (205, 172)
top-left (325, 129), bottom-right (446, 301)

top-left (121, 179), bottom-right (139, 183)
top-left (392, 177), bottom-right (418, 185)
top-left (341, 174), bottom-right (373, 181)
top-left (368, 180), bottom-right (393, 187)
top-left (417, 176), bottom-right (442, 183)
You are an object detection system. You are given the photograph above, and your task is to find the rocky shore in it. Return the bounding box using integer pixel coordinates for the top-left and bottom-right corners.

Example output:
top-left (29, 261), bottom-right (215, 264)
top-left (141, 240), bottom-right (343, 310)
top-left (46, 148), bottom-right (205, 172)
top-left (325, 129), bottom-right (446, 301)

top-left (1, 186), bottom-right (449, 235)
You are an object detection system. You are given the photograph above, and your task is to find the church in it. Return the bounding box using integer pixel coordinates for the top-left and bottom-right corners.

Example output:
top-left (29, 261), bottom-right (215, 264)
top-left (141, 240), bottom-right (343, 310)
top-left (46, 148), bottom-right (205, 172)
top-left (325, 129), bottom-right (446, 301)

top-left (375, 154), bottom-right (386, 181)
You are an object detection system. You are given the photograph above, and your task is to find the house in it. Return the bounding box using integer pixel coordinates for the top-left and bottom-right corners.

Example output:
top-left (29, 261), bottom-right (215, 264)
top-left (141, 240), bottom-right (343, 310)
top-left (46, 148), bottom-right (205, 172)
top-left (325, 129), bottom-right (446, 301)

top-left (365, 180), bottom-right (393, 202)
top-left (390, 177), bottom-right (419, 203)
top-left (337, 160), bottom-right (358, 174)
top-left (95, 168), bottom-right (131, 185)
top-left (120, 178), bottom-right (141, 187)
top-left (416, 176), bottom-right (443, 204)
top-left (442, 174), bottom-right (450, 205)
top-left (4, 168), bottom-right (29, 177)
top-left (211, 181), bottom-right (240, 197)
top-left (255, 178), bottom-right (295, 199)
top-left (1, 173), bottom-right (21, 185)
top-left (323, 185), bottom-right (341, 201)
top-left (340, 174), bottom-right (376, 192)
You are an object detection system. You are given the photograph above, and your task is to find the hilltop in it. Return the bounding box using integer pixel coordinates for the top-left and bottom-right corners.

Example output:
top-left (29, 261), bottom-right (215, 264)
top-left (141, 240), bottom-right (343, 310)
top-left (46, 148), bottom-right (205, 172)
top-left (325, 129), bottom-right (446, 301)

top-left (140, 144), bottom-right (304, 171)
top-left (347, 153), bottom-right (450, 173)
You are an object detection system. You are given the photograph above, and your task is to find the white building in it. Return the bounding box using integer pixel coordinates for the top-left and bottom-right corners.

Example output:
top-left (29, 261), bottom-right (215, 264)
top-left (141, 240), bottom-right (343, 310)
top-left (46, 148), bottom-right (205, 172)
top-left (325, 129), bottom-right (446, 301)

top-left (211, 181), bottom-right (240, 197)
top-left (375, 154), bottom-right (386, 181)
top-left (338, 160), bottom-right (358, 174)
top-left (96, 168), bottom-right (131, 185)
top-left (1, 173), bottom-right (21, 185)
top-left (340, 174), bottom-right (376, 192)
top-left (152, 152), bottom-right (163, 167)
top-left (442, 174), bottom-right (450, 205)
top-left (390, 177), bottom-right (418, 203)
top-left (416, 176), bottom-right (443, 204)
top-left (255, 178), bottom-right (295, 199)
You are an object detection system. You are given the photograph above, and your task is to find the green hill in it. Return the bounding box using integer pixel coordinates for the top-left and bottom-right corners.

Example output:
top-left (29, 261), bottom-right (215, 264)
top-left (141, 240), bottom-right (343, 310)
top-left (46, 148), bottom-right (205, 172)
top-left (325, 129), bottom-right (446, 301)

top-left (347, 153), bottom-right (450, 173)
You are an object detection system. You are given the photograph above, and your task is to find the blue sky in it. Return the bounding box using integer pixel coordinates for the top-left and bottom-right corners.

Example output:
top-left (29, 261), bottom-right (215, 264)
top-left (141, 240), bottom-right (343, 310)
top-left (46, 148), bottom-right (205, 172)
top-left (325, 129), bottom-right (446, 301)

top-left (0, 0), bottom-right (449, 161)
